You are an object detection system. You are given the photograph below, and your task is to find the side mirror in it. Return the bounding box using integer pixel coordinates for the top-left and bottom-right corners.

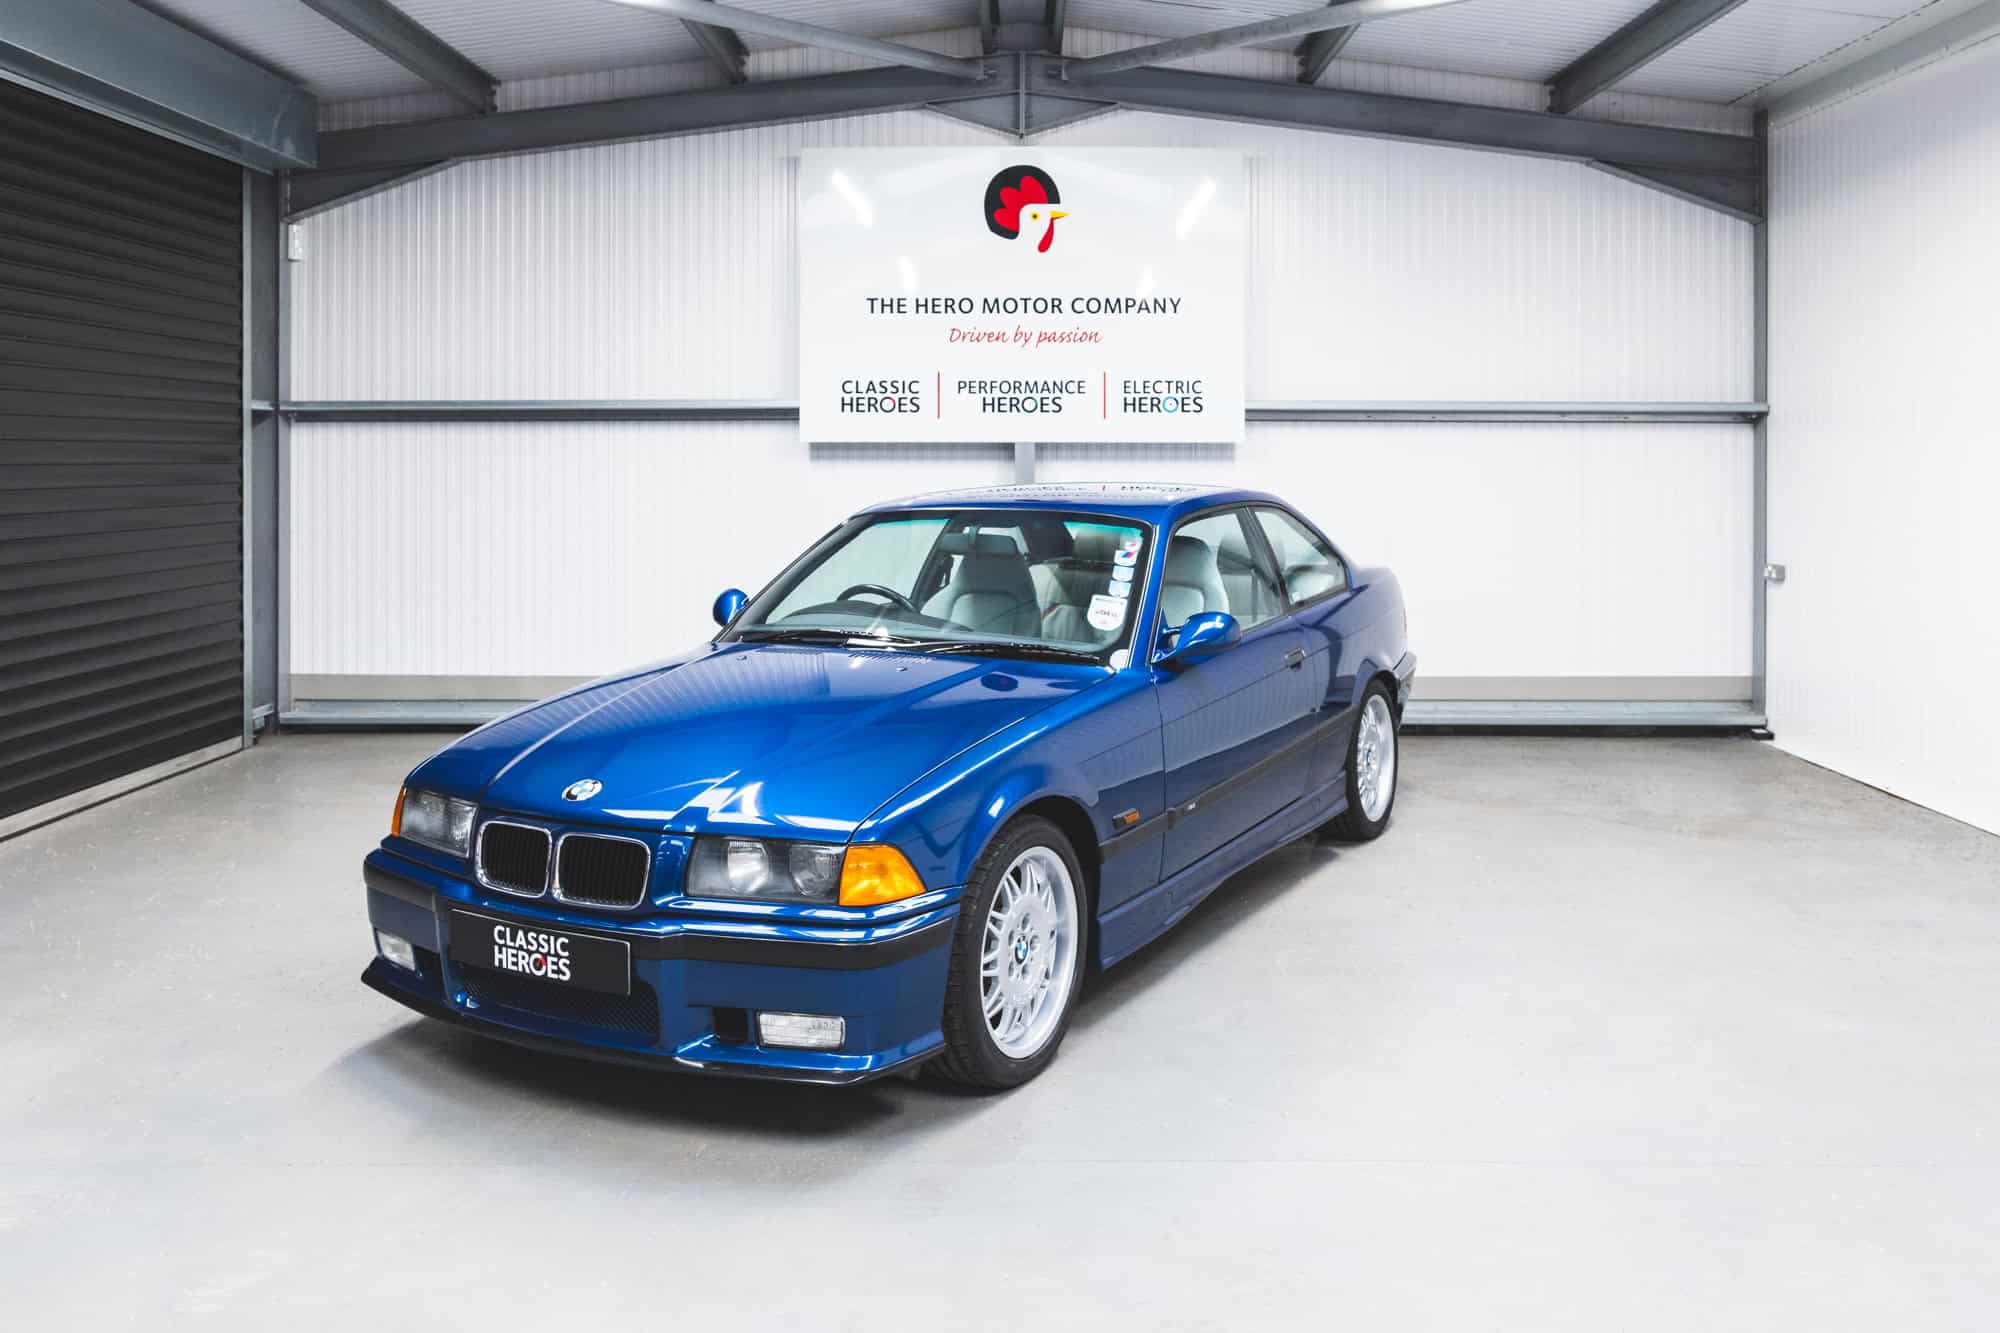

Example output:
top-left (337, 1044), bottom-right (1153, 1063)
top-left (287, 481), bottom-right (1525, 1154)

top-left (1155, 611), bottom-right (1241, 669)
top-left (712, 588), bottom-right (748, 628)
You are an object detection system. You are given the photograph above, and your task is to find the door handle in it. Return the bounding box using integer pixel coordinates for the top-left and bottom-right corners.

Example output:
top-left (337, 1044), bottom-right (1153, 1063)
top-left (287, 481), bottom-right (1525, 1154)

top-left (1283, 647), bottom-right (1307, 670)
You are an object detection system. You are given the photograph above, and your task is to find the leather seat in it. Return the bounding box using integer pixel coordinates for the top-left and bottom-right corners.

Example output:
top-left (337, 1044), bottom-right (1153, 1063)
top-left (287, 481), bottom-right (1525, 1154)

top-left (1214, 526), bottom-right (1282, 625)
top-left (922, 532), bottom-right (1041, 637)
top-left (1039, 527), bottom-right (1122, 643)
top-left (1160, 535), bottom-right (1228, 627)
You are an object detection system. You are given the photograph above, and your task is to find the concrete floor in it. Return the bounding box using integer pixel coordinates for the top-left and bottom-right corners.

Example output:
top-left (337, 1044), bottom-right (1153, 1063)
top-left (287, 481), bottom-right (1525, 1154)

top-left (3, 734), bottom-right (1998, 1330)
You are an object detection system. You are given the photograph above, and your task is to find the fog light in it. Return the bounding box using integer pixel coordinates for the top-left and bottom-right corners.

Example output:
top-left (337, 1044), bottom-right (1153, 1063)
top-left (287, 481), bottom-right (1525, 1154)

top-left (757, 1011), bottom-right (845, 1050)
top-left (375, 929), bottom-right (417, 972)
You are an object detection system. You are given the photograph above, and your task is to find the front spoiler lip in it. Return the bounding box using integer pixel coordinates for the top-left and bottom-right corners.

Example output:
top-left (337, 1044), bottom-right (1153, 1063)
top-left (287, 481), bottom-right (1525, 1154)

top-left (361, 959), bottom-right (929, 1086)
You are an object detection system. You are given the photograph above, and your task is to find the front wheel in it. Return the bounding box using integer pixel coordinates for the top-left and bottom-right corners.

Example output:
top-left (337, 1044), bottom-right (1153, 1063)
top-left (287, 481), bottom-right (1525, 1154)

top-left (931, 816), bottom-right (1087, 1089)
top-left (1325, 682), bottom-right (1400, 841)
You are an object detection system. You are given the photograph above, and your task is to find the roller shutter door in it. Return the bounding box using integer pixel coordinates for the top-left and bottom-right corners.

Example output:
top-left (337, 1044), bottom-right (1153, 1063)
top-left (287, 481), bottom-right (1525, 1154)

top-left (0, 79), bottom-right (243, 828)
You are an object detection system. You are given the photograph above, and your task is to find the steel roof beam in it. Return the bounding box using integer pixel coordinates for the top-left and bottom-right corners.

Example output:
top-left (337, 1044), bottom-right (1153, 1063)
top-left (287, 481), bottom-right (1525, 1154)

top-left (681, 18), bottom-right (748, 84)
top-left (1548, 0), bottom-right (1750, 114)
top-left (1042, 63), bottom-right (1760, 184)
top-left (0, 0), bottom-right (316, 169)
top-left (299, 0), bottom-right (497, 113)
top-left (296, 59), bottom-right (1760, 219)
top-left (1297, 17), bottom-right (1358, 85)
top-left (590, 0), bottom-right (987, 79)
top-left (1065, 0), bottom-right (1473, 80)
top-left (306, 65), bottom-right (996, 176)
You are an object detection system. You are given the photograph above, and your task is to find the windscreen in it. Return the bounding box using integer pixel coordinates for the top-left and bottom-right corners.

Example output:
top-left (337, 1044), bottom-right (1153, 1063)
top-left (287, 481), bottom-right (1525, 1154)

top-left (727, 509), bottom-right (1150, 660)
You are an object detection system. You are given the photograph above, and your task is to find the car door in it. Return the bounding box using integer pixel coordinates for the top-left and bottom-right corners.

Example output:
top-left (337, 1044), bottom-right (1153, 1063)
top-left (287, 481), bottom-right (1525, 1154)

top-left (1250, 505), bottom-right (1358, 794)
top-left (1153, 507), bottom-right (1319, 879)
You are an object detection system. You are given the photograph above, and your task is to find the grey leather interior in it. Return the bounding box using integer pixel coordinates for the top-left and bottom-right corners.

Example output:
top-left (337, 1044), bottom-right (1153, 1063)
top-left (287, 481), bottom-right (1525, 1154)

top-left (923, 531), bottom-right (1041, 636)
top-left (1036, 527), bottom-right (1124, 643)
top-left (1214, 526), bottom-right (1282, 626)
top-left (1160, 535), bottom-right (1228, 627)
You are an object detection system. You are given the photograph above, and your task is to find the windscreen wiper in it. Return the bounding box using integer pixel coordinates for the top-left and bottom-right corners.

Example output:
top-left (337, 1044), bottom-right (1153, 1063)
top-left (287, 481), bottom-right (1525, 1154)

top-left (736, 627), bottom-right (921, 649)
top-left (916, 640), bottom-right (1106, 664)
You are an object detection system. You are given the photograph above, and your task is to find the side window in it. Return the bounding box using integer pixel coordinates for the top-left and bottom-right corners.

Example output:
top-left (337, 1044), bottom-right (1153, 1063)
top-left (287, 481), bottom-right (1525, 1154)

top-left (1163, 510), bottom-right (1285, 630)
top-left (1253, 508), bottom-right (1348, 605)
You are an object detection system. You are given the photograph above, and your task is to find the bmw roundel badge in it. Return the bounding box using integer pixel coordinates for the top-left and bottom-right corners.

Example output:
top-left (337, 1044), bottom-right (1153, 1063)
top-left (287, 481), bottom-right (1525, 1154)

top-left (562, 778), bottom-right (602, 802)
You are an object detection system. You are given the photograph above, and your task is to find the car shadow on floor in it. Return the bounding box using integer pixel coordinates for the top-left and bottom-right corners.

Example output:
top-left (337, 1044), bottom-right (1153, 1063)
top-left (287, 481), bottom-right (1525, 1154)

top-left (331, 828), bottom-right (1352, 1135)
top-left (1066, 830), bottom-right (1346, 1034)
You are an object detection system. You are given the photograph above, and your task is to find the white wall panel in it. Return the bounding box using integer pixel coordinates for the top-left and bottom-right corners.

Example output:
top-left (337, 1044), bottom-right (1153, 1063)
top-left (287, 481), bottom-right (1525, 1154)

top-left (289, 423), bottom-right (1010, 678)
top-left (291, 422), bottom-right (1750, 686)
top-left (292, 107), bottom-right (1754, 404)
top-left (1767, 36), bottom-right (2000, 834)
top-left (1044, 425), bottom-right (1753, 685)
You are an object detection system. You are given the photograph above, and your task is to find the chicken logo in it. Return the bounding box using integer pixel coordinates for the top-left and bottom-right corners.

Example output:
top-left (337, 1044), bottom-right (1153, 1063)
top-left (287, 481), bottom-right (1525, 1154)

top-left (984, 165), bottom-right (1067, 253)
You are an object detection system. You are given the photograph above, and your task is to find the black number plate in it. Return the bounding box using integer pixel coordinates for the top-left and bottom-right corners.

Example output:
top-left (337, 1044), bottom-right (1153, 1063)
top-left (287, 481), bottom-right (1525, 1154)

top-left (448, 909), bottom-right (632, 996)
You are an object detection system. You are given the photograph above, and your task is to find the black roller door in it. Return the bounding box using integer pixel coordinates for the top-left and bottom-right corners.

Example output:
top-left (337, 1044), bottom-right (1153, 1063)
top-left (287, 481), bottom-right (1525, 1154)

top-left (0, 79), bottom-right (243, 828)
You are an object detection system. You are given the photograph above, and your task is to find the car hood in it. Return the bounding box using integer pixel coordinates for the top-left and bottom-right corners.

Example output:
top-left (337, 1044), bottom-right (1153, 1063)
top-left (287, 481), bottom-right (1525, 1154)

top-left (411, 643), bottom-right (1105, 837)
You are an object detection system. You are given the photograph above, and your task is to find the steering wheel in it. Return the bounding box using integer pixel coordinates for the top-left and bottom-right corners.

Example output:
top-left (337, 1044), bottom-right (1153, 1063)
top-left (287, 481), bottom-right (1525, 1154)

top-left (838, 583), bottom-right (920, 615)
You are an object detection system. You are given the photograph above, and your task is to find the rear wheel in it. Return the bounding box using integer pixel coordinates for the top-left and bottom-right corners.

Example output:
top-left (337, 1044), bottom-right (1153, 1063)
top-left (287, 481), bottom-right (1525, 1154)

top-left (1325, 681), bottom-right (1400, 842)
top-left (932, 816), bottom-right (1086, 1089)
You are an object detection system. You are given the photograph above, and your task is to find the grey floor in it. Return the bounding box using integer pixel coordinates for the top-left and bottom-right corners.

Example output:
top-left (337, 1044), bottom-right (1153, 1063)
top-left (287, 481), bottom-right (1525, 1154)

top-left (3, 734), bottom-right (1998, 1330)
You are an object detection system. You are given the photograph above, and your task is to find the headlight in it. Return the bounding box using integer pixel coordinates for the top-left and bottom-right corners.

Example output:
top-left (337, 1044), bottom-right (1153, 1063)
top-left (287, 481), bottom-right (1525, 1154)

top-left (686, 837), bottom-right (924, 907)
top-left (393, 787), bottom-right (476, 857)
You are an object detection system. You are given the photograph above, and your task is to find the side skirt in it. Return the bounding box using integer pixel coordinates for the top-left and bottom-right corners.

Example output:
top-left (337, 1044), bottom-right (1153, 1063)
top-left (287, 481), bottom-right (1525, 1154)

top-left (1094, 774), bottom-right (1346, 969)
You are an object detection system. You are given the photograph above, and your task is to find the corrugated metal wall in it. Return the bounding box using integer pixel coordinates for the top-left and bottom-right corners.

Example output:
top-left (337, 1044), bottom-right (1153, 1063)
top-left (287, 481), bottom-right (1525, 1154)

top-left (0, 79), bottom-right (245, 828)
top-left (288, 423), bottom-right (1010, 687)
top-left (1767, 36), bottom-right (2000, 835)
top-left (288, 105), bottom-right (1756, 703)
top-left (1045, 425), bottom-right (1753, 693)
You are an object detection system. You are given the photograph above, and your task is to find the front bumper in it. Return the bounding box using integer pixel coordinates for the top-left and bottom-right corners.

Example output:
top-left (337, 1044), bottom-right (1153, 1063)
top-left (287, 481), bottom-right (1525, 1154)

top-left (362, 849), bottom-right (957, 1085)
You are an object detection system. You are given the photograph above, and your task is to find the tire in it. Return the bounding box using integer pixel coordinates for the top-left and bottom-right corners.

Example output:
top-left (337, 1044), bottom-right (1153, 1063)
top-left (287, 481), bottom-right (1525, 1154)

top-left (931, 816), bottom-right (1088, 1089)
top-left (1325, 680), bottom-right (1401, 842)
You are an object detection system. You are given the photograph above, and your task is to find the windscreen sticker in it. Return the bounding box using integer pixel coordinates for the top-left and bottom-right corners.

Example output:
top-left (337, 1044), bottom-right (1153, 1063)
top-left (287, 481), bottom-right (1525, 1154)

top-left (1087, 593), bottom-right (1128, 630)
top-left (1119, 534), bottom-right (1142, 551)
top-left (1108, 581), bottom-right (1132, 599)
top-left (1114, 548), bottom-right (1138, 567)
top-left (1111, 565), bottom-right (1134, 583)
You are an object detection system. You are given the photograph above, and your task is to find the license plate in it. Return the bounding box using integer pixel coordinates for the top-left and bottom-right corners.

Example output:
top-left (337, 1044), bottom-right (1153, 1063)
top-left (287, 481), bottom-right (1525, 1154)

top-left (448, 909), bottom-right (631, 996)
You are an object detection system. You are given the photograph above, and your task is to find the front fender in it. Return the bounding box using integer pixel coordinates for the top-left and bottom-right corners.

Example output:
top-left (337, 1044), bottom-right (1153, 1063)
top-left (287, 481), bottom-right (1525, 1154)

top-left (856, 750), bottom-right (1104, 892)
top-left (852, 672), bottom-right (1163, 898)
top-left (947, 760), bottom-right (1107, 890)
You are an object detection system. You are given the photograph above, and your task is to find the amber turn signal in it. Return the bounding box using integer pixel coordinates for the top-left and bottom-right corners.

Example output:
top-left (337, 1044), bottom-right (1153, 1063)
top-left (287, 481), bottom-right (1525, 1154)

top-left (391, 785), bottom-right (407, 837)
top-left (838, 843), bottom-right (926, 907)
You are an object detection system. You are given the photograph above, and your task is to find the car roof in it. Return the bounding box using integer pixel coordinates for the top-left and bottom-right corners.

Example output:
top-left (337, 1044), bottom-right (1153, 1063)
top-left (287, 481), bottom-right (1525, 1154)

top-left (858, 482), bottom-right (1282, 525)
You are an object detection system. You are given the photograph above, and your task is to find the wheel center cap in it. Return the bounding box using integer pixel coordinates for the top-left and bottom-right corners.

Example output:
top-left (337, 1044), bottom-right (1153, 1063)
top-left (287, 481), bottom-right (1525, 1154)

top-left (1014, 937), bottom-right (1029, 963)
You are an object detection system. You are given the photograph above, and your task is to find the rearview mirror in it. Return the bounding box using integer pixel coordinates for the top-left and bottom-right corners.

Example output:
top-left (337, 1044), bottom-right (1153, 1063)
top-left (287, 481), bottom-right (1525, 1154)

top-left (712, 588), bottom-right (748, 627)
top-left (1155, 611), bottom-right (1241, 669)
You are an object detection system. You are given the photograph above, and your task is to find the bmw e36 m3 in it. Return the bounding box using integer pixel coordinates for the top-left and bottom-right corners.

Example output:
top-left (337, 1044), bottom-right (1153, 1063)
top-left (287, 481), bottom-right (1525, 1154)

top-left (362, 484), bottom-right (1414, 1088)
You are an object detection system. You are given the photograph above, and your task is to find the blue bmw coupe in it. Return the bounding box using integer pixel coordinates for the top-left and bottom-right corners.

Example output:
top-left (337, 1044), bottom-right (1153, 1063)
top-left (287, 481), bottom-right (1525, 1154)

top-left (362, 484), bottom-right (1414, 1088)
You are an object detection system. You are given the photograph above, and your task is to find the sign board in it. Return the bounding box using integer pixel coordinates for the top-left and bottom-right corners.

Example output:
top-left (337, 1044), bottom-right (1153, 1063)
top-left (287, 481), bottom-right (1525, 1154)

top-left (798, 148), bottom-right (1246, 443)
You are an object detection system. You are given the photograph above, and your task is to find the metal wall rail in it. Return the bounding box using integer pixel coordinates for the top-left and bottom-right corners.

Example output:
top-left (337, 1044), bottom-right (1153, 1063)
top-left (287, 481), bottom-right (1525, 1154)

top-left (272, 399), bottom-right (1768, 424)
top-left (279, 697), bottom-right (1768, 731)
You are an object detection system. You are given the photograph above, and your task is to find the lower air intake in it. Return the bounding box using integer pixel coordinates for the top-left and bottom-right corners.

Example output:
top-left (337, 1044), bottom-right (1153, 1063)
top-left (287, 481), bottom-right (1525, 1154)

top-left (458, 964), bottom-right (661, 1041)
